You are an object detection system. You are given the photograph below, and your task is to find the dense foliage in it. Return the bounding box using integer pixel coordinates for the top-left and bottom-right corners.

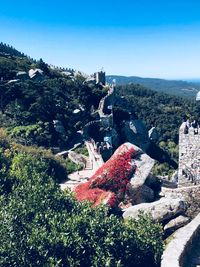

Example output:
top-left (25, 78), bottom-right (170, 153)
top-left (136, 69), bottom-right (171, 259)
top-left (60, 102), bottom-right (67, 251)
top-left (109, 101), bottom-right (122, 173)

top-left (0, 137), bottom-right (164, 267)
top-left (116, 84), bottom-right (200, 176)
top-left (0, 43), bottom-right (106, 148)
top-left (0, 129), bottom-right (79, 184)
top-left (117, 84), bottom-right (199, 146)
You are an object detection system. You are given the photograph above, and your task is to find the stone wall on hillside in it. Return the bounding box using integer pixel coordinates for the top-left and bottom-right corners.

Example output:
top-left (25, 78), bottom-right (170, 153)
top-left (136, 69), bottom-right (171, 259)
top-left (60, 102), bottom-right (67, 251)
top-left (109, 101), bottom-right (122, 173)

top-left (162, 185), bottom-right (200, 218)
top-left (178, 122), bottom-right (200, 186)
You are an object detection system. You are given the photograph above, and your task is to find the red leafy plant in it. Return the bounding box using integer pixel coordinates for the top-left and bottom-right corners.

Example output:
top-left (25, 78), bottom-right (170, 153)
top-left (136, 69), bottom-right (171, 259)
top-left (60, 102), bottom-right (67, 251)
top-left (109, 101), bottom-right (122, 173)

top-left (74, 144), bottom-right (136, 208)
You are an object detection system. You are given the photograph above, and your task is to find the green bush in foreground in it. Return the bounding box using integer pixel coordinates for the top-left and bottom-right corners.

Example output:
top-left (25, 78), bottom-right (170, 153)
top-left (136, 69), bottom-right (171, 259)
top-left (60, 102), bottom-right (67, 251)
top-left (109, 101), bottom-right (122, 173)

top-left (0, 153), bottom-right (164, 267)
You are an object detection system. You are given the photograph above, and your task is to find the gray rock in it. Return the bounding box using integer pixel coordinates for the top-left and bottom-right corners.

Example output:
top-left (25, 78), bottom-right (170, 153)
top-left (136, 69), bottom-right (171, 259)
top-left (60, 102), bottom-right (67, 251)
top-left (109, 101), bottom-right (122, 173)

top-left (123, 198), bottom-right (187, 223)
top-left (123, 143), bottom-right (155, 204)
top-left (53, 120), bottom-right (66, 135)
top-left (164, 215), bottom-right (190, 233)
top-left (148, 127), bottom-right (159, 141)
top-left (130, 149), bottom-right (155, 187)
top-left (125, 184), bottom-right (154, 204)
top-left (171, 171), bottom-right (178, 183)
top-left (121, 119), bottom-right (150, 151)
top-left (29, 69), bottom-right (44, 81)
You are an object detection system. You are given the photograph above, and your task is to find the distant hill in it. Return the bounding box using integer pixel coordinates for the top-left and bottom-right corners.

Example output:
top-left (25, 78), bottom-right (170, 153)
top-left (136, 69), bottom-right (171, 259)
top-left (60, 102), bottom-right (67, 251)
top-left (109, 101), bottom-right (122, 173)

top-left (106, 75), bottom-right (200, 98)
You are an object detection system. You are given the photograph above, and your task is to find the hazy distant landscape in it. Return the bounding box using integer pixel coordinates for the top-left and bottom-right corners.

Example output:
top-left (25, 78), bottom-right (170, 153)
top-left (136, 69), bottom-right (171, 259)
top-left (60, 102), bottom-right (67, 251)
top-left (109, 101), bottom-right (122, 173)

top-left (107, 75), bottom-right (200, 98)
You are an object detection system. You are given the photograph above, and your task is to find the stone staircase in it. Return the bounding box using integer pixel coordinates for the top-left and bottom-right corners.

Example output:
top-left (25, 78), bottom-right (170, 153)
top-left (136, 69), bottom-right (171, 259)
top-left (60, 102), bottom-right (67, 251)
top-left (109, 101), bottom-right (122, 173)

top-left (85, 158), bottom-right (92, 170)
top-left (182, 164), bottom-right (200, 185)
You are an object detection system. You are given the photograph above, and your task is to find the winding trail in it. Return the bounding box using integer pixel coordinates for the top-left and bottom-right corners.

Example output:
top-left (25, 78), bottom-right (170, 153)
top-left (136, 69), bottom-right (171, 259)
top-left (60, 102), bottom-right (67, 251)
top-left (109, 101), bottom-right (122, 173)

top-left (60, 85), bottom-right (113, 191)
top-left (60, 140), bottom-right (104, 191)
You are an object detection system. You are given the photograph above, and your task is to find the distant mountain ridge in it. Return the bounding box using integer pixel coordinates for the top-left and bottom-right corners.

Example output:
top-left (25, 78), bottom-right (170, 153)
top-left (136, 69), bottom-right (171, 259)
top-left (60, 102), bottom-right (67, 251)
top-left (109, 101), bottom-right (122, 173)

top-left (106, 75), bottom-right (200, 98)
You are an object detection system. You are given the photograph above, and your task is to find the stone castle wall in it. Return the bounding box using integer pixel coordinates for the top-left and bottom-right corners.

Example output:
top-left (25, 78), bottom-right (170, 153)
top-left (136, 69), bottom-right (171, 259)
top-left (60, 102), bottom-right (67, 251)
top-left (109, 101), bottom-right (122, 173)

top-left (178, 122), bottom-right (200, 186)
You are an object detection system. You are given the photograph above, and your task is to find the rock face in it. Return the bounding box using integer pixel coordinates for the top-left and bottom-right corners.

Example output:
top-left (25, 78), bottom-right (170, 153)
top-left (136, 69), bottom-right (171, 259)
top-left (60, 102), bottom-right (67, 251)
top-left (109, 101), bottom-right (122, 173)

top-left (164, 215), bottom-right (190, 233)
top-left (125, 148), bottom-right (155, 204)
top-left (74, 142), bottom-right (156, 208)
top-left (148, 127), bottom-right (159, 142)
top-left (28, 69), bottom-right (44, 81)
top-left (121, 120), bottom-right (150, 152)
top-left (123, 198), bottom-right (187, 223)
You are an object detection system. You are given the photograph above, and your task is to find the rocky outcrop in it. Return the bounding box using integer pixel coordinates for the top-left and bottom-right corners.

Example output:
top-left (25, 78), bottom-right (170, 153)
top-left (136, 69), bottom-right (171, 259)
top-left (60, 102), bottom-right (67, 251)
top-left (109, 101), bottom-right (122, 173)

top-left (148, 127), bottom-right (158, 142)
top-left (123, 198), bottom-right (187, 223)
top-left (74, 142), bottom-right (157, 208)
top-left (162, 185), bottom-right (200, 218)
top-left (121, 119), bottom-right (150, 151)
top-left (124, 147), bottom-right (156, 204)
top-left (28, 68), bottom-right (44, 81)
top-left (164, 215), bottom-right (190, 234)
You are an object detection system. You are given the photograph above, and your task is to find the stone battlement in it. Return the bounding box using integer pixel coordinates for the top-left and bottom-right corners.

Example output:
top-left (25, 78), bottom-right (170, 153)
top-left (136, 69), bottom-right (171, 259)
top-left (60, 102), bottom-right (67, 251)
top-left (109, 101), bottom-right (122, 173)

top-left (178, 122), bottom-right (200, 186)
top-left (180, 122), bottom-right (200, 136)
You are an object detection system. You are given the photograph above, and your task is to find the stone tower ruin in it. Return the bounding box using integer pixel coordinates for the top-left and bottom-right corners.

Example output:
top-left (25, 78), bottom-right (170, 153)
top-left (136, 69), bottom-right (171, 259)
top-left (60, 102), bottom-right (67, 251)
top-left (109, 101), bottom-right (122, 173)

top-left (94, 71), bottom-right (106, 85)
top-left (178, 122), bottom-right (200, 186)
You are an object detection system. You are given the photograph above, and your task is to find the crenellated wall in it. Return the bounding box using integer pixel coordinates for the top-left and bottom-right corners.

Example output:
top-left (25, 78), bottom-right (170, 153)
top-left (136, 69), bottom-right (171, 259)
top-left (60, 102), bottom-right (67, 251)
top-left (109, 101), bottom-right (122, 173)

top-left (178, 122), bottom-right (200, 186)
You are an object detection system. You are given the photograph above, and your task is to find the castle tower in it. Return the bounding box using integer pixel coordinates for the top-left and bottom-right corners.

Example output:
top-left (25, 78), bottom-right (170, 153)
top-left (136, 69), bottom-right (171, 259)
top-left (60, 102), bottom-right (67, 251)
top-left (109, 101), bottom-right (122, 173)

top-left (94, 71), bottom-right (106, 85)
top-left (178, 122), bottom-right (200, 186)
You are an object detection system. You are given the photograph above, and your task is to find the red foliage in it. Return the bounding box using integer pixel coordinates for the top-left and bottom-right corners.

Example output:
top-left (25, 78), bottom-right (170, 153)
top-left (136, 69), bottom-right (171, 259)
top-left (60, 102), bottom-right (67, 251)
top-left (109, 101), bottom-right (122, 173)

top-left (74, 144), bottom-right (136, 208)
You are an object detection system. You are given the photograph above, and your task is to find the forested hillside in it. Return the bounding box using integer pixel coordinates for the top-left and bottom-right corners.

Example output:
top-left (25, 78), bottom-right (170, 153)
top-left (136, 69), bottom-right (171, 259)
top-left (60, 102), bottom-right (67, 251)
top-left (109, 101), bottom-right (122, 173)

top-left (107, 75), bottom-right (200, 98)
top-left (116, 84), bottom-right (200, 174)
top-left (0, 43), bottom-right (106, 148)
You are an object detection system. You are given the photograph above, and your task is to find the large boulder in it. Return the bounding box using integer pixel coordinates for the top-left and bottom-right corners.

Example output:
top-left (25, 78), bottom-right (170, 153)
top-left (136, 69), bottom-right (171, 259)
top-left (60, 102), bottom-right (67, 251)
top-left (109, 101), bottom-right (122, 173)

top-left (74, 142), bottom-right (156, 208)
top-left (123, 198), bottom-right (187, 223)
top-left (28, 68), bottom-right (44, 81)
top-left (124, 147), bottom-right (155, 205)
top-left (121, 119), bottom-right (150, 151)
top-left (164, 215), bottom-right (190, 234)
top-left (125, 184), bottom-right (155, 205)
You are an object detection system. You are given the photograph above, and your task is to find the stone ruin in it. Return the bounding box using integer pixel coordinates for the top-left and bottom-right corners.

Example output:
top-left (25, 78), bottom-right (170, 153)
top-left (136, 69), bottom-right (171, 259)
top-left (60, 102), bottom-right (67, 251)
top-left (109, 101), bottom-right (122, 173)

top-left (178, 121), bottom-right (200, 186)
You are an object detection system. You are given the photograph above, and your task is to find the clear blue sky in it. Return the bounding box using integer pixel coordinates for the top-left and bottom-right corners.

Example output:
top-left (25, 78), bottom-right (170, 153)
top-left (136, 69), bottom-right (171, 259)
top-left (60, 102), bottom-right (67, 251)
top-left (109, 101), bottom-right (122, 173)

top-left (1, 0), bottom-right (200, 79)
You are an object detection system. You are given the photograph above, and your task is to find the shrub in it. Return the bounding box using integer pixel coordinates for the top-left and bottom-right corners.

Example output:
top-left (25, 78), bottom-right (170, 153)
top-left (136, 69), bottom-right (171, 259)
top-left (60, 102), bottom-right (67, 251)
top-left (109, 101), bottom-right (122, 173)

top-left (0, 152), bottom-right (163, 267)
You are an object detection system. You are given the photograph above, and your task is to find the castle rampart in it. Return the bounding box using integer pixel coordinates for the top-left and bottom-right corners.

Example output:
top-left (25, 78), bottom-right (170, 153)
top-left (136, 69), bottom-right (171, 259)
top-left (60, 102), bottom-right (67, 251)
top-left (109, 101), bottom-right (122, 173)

top-left (178, 122), bottom-right (200, 186)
